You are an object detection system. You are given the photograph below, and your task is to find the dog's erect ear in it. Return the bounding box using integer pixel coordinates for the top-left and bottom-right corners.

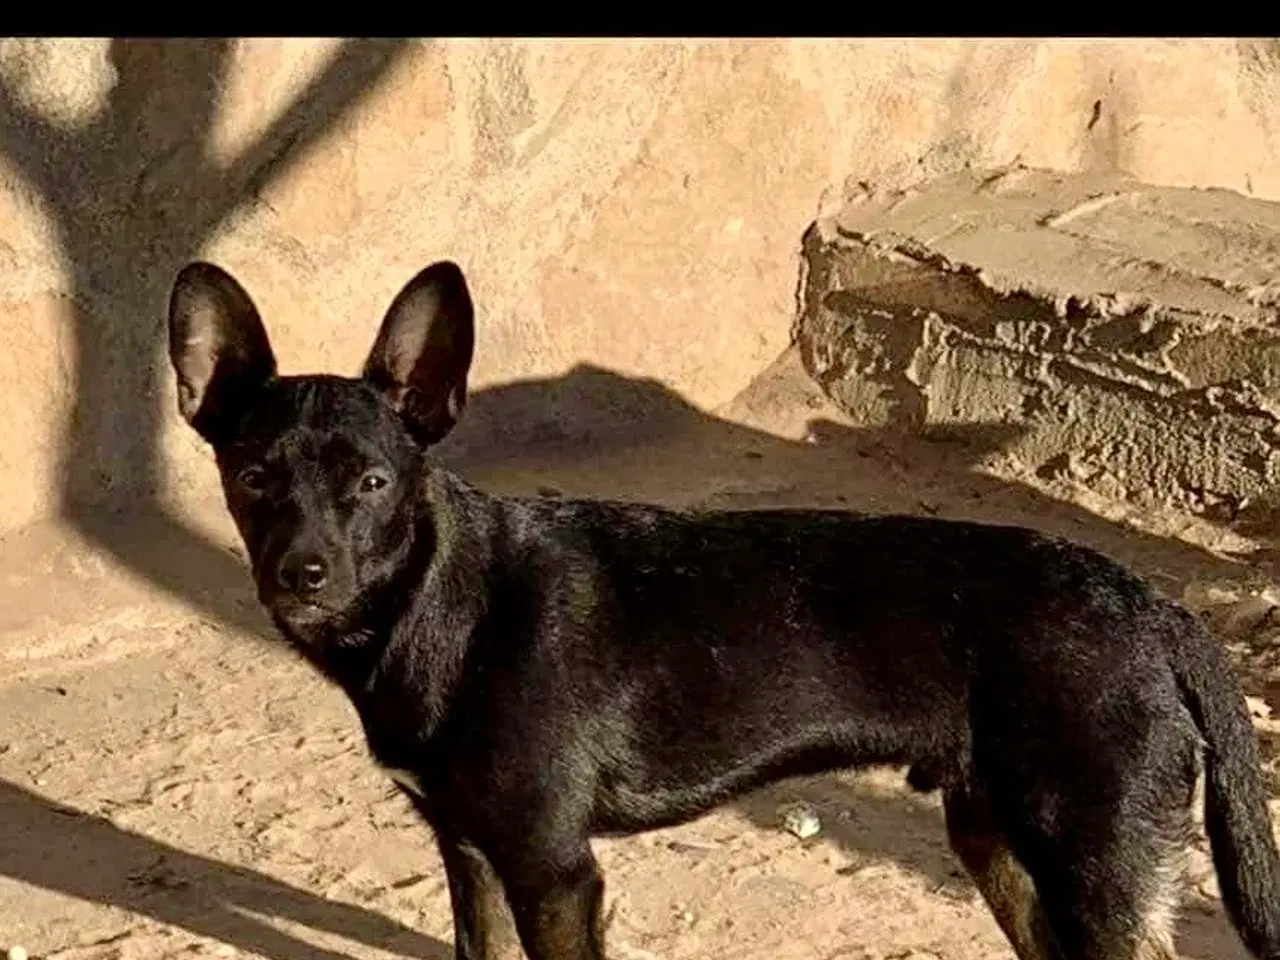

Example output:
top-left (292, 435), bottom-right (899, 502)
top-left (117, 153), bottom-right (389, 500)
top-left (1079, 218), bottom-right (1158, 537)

top-left (362, 260), bottom-right (475, 446)
top-left (168, 262), bottom-right (277, 446)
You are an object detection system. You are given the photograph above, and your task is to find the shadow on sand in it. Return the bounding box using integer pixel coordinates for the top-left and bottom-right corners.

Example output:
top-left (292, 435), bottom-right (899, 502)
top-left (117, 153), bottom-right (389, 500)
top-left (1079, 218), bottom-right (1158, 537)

top-left (0, 778), bottom-right (449, 960)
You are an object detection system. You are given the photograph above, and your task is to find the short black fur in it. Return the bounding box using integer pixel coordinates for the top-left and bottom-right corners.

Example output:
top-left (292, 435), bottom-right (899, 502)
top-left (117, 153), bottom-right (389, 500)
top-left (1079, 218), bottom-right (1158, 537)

top-left (168, 260), bottom-right (1280, 960)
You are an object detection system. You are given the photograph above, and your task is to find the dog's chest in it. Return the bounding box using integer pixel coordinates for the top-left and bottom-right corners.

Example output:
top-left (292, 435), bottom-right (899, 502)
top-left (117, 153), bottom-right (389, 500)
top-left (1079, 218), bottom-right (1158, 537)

top-left (366, 730), bottom-right (434, 802)
top-left (356, 706), bottom-right (436, 803)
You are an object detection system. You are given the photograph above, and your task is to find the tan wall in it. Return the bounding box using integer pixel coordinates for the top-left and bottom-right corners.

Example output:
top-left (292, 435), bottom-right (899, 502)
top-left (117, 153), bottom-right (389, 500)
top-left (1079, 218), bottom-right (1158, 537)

top-left (0, 38), bottom-right (1277, 533)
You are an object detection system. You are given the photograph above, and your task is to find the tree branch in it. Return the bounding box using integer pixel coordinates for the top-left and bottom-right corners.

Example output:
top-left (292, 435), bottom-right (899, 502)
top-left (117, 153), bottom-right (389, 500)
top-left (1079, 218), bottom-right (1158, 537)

top-left (193, 38), bottom-right (413, 240)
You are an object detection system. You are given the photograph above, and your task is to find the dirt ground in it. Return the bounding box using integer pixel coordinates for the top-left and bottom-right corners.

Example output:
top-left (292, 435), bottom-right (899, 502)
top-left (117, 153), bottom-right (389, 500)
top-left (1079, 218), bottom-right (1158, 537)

top-left (2, 348), bottom-right (1278, 960)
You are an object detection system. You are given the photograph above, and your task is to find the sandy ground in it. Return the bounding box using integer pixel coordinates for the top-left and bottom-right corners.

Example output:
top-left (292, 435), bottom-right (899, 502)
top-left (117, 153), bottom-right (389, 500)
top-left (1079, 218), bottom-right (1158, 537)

top-left (2, 348), bottom-right (1279, 960)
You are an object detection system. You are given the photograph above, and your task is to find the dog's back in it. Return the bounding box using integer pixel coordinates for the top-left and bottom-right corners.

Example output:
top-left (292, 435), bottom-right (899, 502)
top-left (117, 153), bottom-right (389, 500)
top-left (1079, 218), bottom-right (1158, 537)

top-left (416, 486), bottom-right (1175, 787)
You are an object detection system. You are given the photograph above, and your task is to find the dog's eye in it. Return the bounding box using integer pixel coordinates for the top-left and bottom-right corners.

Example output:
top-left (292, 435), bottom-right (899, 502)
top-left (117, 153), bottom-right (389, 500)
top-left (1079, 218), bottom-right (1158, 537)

top-left (359, 471), bottom-right (390, 494)
top-left (237, 465), bottom-right (267, 492)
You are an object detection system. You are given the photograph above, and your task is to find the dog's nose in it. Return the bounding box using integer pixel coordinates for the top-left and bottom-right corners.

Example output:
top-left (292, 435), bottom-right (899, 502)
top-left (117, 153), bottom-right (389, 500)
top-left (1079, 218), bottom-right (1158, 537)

top-left (277, 551), bottom-right (329, 595)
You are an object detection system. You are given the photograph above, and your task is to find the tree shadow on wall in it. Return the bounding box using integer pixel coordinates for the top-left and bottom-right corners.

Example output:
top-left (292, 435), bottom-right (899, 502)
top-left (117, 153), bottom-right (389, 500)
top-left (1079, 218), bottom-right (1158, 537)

top-left (0, 39), bottom-right (415, 634)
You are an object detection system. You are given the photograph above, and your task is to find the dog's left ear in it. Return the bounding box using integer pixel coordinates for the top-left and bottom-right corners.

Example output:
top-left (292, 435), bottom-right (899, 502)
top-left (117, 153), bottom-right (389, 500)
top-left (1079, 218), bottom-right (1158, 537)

top-left (362, 260), bottom-right (476, 447)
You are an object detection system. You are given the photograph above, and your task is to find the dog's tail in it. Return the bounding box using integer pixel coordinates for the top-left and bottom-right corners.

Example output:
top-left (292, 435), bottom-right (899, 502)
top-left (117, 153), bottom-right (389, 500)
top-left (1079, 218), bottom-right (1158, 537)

top-left (1163, 601), bottom-right (1280, 959)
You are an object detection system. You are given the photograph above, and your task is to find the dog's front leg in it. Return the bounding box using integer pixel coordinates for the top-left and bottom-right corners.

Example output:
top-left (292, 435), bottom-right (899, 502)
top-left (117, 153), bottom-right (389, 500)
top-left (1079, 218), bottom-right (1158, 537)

top-left (435, 831), bottom-right (520, 960)
top-left (499, 843), bottom-right (607, 960)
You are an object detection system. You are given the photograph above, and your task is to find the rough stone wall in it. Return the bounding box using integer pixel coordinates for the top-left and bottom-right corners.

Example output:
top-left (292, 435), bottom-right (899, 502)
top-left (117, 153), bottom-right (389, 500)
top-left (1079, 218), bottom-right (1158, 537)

top-left (0, 38), bottom-right (1277, 534)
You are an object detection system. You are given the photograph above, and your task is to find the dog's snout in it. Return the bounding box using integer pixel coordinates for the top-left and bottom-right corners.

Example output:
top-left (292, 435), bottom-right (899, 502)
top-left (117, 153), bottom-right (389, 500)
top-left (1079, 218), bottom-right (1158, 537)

top-left (277, 551), bottom-right (330, 595)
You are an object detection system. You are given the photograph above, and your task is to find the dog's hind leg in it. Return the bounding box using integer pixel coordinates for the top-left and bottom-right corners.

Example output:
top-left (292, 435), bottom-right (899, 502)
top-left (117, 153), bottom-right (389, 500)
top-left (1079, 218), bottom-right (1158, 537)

top-left (1011, 721), bottom-right (1197, 959)
top-left (1003, 763), bottom-right (1192, 960)
top-left (944, 787), bottom-right (1062, 960)
top-left (1028, 836), bottom-right (1184, 960)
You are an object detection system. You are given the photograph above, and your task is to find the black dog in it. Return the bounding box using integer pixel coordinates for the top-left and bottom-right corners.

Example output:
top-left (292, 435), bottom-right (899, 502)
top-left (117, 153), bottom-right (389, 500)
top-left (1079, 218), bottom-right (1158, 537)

top-left (167, 259), bottom-right (1280, 960)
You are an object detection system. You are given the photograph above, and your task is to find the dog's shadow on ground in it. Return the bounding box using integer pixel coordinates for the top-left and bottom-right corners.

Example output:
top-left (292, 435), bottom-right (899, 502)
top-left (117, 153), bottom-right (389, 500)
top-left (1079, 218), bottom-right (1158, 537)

top-left (442, 362), bottom-right (1255, 584)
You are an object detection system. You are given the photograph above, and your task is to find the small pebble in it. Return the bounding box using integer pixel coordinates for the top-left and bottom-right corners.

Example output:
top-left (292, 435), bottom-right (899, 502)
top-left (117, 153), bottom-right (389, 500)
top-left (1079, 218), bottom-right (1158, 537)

top-left (780, 802), bottom-right (822, 840)
top-left (8, 947), bottom-right (28, 960)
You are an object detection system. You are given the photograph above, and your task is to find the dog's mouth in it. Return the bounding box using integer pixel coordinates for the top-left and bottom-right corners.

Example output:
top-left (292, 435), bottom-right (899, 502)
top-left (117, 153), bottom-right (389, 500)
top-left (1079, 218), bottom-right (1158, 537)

top-left (267, 596), bottom-right (338, 631)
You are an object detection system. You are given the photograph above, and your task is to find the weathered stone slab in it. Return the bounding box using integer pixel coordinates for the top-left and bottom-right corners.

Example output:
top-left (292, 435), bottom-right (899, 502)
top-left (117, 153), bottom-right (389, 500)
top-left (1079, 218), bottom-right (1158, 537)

top-left (796, 166), bottom-right (1280, 522)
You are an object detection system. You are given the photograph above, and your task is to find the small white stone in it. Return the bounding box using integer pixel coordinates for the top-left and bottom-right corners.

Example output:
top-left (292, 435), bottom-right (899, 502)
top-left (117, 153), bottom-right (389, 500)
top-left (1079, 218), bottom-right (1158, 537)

top-left (780, 802), bottom-right (822, 840)
top-left (8, 946), bottom-right (29, 960)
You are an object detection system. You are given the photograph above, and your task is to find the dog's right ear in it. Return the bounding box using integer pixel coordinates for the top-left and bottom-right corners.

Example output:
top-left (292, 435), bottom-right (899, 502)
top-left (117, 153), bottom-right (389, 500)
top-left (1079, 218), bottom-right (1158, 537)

top-left (168, 262), bottom-right (277, 446)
